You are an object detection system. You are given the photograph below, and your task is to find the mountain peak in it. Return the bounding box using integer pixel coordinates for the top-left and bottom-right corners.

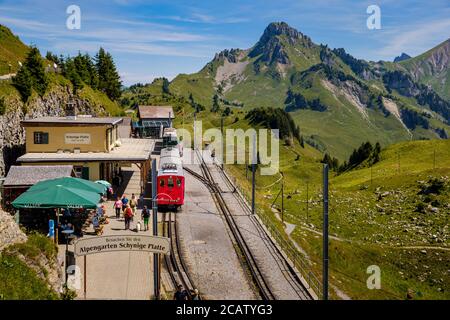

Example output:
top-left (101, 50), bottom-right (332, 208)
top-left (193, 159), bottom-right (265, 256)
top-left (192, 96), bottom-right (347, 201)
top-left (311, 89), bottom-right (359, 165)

top-left (262, 22), bottom-right (303, 40)
top-left (249, 22), bottom-right (314, 66)
top-left (394, 53), bottom-right (411, 62)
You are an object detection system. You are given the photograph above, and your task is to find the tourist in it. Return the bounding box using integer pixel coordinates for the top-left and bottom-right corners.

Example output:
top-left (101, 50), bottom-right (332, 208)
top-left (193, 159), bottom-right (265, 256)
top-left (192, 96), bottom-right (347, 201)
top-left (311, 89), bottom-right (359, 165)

top-left (113, 197), bottom-right (122, 219)
top-left (130, 193), bottom-right (137, 216)
top-left (139, 193), bottom-right (144, 209)
top-left (121, 195), bottom-right (129, 212)
top-left (191, 289), bottom-right (200, 300)
top-left (173, 284), bottom-right (187, 301)
top-left (123, 204), bottom-right (133, 230)
top-left (141, 205), bottom-right (150, 231)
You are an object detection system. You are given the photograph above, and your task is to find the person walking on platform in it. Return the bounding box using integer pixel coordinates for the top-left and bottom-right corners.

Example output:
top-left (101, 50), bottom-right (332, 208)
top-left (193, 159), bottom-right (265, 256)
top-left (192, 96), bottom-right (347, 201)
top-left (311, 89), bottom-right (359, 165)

top-left (123, 204), bottom-right (133, 230)
top-left (141, 205), bottom-right (150, 231)
top-left (121, 195), bottom-right (129, 213)
top-left (173, 284), bottom-right (187, 301)
top-left (113, 197), bottom-right (122, 219)
top-left (130, 193), bottom-right (138, 216)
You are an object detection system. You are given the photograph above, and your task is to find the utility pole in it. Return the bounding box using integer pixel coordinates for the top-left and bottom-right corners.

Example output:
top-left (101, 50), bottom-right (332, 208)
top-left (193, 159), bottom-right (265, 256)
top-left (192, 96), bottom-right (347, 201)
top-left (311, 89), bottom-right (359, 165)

top-left (220, 116), bottom-right (224, 170)
top-left (433, 149), bottom-right (436, 171)
top-left (245, 159), bottom-right (248, 180)
top-left (306, 182), bottom-right (309, 223)
top-left (323, 164), bottom-right (329, 301)
top-left (251, 133), bottom-right (257, 215)
top-left (281, 172), bottom-right (284, 223)
top-left (151, 159), bottom-right (160, 300)
top-left (193, 112), bottom-right (197, 151)
top-left (370, 166), bottom-right (373, 185)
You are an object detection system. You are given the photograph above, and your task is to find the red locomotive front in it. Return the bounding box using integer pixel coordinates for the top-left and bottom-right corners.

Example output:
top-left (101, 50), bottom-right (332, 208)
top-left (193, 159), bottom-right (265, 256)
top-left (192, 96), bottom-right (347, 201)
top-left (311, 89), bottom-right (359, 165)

top-left (157, 148), bottom-right (185, 209)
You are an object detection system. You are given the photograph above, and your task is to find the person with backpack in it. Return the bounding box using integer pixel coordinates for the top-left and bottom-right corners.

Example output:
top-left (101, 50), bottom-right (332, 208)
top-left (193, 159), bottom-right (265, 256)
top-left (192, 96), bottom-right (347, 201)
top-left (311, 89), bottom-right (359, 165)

top-left (123, 204), bottom-right (133, 230)
top-left (121, 195), bottom-right (129, 213)
top-left (130, 193), bottom-right (138, 216)
top-left (141, 205), bottom-right (150, 231)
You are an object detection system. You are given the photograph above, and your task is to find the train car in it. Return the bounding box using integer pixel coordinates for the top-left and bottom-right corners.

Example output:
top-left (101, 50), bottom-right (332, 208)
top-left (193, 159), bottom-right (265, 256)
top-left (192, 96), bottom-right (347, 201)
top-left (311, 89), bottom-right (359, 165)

top-left (162, 127), bottom-right (183, 156)
top-left (157, 147), bottom-right (185, 209)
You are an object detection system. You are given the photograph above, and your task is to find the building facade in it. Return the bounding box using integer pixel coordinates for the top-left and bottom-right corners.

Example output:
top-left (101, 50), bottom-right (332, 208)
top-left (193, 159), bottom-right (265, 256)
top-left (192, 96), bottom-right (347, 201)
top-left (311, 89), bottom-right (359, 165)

top-left (134, 105), bottom-right (174, 138)
top-left (17, 116), bottom-right (154, 191)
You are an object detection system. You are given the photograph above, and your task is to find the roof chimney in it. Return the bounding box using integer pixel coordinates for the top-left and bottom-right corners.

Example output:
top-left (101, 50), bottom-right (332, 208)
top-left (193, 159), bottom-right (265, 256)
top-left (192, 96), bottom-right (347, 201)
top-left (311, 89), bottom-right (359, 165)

top-left (65, 100), bottom-right (76, 120)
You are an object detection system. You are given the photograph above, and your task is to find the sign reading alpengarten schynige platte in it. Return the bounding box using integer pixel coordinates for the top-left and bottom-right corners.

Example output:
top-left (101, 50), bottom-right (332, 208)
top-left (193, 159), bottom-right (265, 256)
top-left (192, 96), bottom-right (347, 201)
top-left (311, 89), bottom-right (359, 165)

top-left (74, 235), bottom-right (170, 256)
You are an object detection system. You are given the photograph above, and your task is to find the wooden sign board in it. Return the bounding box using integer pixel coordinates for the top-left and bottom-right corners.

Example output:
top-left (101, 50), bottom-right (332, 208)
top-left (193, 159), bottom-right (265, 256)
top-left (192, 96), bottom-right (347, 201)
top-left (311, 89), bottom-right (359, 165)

top-left (74, 235), bottom-right (170, 256)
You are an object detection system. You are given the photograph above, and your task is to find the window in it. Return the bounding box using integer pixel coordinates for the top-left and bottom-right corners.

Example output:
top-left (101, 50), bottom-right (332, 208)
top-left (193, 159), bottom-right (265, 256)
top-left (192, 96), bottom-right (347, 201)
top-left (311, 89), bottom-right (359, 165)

top-left (34, 132), bottom-right (49, 144)
top-left (73, 166), bottom-right (83, 178)
top-left (159, 179), bottom-right (165, 187)
top-left (168, 177), bottom-right (174, 188)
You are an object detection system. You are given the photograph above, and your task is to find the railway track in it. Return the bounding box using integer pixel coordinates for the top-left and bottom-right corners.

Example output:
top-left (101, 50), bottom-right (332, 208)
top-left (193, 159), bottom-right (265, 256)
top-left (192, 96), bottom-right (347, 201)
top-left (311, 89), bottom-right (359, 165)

top-left (185, 151), bottom-right (312, 300)
top-left (162, 211), bottom-right (200, 300)
top-left (190, 151), bottom-right (276, 300)
top-left (216, 165), bottom-right (312, 299)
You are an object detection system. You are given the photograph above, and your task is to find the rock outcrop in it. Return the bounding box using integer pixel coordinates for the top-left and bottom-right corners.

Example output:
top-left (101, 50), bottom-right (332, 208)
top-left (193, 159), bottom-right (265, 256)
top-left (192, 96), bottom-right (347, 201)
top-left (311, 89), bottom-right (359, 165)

top-left (0, 208), bottom-right (27, 251)
top-left (0, 84), bottom-right (106, 176)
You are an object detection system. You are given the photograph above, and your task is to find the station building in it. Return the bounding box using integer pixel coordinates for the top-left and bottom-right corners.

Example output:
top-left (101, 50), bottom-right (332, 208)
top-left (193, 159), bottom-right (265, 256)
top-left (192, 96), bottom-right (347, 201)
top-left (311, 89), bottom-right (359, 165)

top-left (16, 116), bottom-right (154, 192)
top-left (134, 105), bottom-right (175, 138)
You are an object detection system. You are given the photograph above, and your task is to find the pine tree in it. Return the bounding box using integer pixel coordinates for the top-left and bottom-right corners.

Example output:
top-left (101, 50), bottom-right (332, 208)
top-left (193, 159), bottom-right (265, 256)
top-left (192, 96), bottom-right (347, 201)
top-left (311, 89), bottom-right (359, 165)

top-left (162, 78), bottom-right (170, 95)
top-left (95, 48), bottom-right (122, 101)
top-left (211, 94), bottom-right (220, 113)
top-left (13, 66), bottom-right (33, 101)
top-left (24, 47), bottom-right (49, 96)
top-left (13, 47), bottom-right (48, 101)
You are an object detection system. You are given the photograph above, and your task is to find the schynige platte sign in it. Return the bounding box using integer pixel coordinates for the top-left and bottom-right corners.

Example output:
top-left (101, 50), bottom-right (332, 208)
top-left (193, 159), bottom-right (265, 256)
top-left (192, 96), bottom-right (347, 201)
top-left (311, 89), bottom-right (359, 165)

top-left (74, 235), bottom-right (170, 256)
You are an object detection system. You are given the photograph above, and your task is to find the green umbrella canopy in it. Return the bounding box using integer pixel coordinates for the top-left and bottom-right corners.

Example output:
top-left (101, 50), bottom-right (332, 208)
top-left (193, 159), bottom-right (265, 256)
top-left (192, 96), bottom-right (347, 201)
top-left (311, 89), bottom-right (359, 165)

top-left (95, 180), bottom-right (112, 188)
top-left (29, 177), bottom-right (106, 194)
top-left (12, 184), bottom-right (101, 209)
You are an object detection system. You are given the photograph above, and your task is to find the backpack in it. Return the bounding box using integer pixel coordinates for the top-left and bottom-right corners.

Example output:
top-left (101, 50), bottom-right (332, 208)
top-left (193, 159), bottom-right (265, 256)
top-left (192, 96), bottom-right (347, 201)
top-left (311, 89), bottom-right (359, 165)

top-left (125, 208), bottom-right (133, 218)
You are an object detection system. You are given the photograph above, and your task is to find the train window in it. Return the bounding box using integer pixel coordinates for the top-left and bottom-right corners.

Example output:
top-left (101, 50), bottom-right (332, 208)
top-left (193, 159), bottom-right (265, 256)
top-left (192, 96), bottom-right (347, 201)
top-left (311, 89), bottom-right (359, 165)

top-left (176, 178), bottom-right (181, 187)
top-left (168, 177), bottom-right (174, 188)
top-left (159, 179), bottom-right (165, 187)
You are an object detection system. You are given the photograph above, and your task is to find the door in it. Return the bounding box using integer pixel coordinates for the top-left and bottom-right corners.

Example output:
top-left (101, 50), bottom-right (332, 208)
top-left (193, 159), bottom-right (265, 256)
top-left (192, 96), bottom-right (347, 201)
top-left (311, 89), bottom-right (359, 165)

top-left (81, 167), bottom-right (90, 180)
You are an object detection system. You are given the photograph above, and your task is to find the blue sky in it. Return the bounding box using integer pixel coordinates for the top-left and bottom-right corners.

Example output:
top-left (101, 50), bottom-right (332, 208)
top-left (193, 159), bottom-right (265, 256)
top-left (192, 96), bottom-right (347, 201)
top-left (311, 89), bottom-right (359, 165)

top-left (1, 0), bottom-right (449, 85)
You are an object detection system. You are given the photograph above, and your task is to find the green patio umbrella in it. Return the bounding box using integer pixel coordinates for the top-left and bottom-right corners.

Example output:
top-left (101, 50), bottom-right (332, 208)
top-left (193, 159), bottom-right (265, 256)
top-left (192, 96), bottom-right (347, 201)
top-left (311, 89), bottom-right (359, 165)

top-left (28, 177), bottom-right (106, 194)
top-left (95, 180), bottom-right (112, 188)
top-left (12, 184), bottom-right (101, 209)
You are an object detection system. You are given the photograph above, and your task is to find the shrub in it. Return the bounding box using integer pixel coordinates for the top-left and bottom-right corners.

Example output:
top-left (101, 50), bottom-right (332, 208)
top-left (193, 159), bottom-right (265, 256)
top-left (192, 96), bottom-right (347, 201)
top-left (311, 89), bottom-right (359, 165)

top-left (0, 97), bottom-right (6, 115)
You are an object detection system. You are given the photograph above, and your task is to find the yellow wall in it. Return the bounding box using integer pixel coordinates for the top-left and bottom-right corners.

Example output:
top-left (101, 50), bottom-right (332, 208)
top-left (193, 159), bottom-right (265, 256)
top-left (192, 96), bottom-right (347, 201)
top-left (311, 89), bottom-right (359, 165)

top-left (25, 125), bottom-right (120, 153)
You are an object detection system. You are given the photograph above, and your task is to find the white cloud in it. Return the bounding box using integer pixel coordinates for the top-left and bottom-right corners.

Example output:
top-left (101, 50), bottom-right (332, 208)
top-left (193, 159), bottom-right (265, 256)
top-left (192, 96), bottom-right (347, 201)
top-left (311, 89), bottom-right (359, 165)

top-left (378, 18), bottom-right (450, 58)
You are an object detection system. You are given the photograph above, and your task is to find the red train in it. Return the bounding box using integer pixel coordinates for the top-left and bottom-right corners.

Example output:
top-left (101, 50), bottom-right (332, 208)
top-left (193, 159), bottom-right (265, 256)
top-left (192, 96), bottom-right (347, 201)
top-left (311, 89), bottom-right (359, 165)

top-left (157, 147), bottom-right (185, 209)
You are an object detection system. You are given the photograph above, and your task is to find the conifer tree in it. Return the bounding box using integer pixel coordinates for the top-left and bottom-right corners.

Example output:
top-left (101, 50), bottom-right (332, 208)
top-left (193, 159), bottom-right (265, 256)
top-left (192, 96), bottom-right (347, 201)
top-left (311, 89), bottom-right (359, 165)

top-left (95, 47), bottom-right (122, 101)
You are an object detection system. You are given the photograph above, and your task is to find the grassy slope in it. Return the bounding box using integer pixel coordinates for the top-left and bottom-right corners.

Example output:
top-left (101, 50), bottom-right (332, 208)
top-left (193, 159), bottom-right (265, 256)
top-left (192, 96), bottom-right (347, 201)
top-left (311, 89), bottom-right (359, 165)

top-left (228, 138), bottom-right (449, 299)
top-left (0, 25), bottom-right (29, 75)
top-left (398, 39), bottom-right (450, 100)
top-left (0, 234), bottom-right (60, 300)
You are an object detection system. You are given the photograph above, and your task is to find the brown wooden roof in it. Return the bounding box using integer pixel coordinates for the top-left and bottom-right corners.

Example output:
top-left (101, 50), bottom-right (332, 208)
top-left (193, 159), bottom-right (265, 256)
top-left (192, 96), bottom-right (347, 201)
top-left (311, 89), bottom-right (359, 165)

top-left (138, 106), bottom-right (174, 119)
